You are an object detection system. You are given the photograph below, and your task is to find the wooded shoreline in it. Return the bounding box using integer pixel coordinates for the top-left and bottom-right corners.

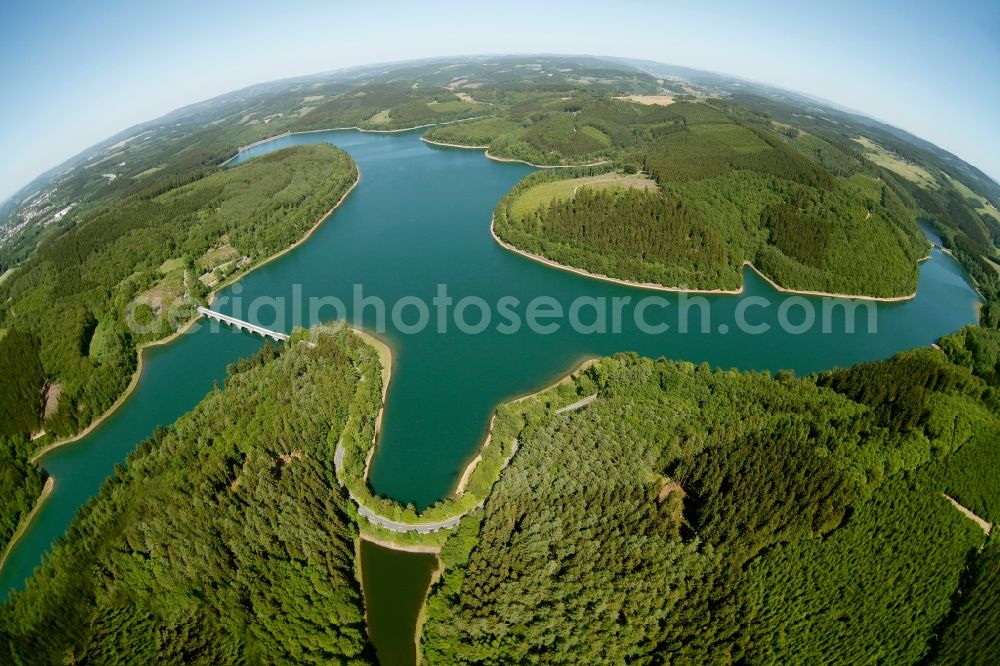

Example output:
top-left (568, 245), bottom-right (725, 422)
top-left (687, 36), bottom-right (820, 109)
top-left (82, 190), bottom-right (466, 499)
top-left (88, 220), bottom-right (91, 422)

top-left (0, 171), bottom-right (363, 581)
top-left (490, 214), bottom-right (925, 302)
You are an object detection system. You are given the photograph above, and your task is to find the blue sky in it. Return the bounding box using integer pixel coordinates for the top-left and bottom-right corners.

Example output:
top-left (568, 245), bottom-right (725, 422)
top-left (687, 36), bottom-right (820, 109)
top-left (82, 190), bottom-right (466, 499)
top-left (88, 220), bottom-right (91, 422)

top-left (1, 0), bottom-right (998, 203)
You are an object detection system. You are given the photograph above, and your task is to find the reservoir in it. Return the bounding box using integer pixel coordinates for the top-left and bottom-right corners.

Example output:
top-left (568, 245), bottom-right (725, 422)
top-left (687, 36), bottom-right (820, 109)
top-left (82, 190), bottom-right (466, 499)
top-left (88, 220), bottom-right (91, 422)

top-left (0, 130), bottom-right (981, 663)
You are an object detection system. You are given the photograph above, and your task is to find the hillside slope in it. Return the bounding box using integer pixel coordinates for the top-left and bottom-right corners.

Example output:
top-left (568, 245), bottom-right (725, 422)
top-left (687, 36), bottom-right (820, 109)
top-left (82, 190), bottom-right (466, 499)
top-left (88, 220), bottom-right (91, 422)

top-left (422, 329), bottom-right (1000, 663)
top-left (0, 327), bottom-right (378, 664)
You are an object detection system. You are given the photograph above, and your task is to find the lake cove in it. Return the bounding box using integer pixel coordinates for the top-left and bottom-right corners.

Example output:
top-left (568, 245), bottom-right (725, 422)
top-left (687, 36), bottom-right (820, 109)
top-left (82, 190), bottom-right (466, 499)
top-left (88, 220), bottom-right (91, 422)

top-left (0, 130), bottom-right (981, 662)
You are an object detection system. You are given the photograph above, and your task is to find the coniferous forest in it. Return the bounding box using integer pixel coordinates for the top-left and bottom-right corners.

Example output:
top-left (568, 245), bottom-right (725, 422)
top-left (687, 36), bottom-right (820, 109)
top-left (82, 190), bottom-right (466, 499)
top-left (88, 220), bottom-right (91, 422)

top-left (491, 100), bottom-right (927, 296)
top-left (421, 327), bottom-right (1000, 664)
top-left (1, 323), bottom-right (998, 663)
top-left (0, 328), bottom-right (376, 664)
top-left (0, 57), bottom-right (998, 664)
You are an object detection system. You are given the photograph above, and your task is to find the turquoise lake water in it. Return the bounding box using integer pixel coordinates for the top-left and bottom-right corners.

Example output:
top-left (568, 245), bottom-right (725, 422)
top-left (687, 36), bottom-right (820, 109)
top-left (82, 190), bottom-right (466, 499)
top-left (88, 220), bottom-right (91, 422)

top-left (0, 130), bottom-right (981, 663)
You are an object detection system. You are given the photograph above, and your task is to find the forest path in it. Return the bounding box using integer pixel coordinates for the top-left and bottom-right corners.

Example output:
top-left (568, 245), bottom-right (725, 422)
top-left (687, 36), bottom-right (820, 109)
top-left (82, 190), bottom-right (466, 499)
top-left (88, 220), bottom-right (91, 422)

top-left (943, 493), bottom-right (992, 535)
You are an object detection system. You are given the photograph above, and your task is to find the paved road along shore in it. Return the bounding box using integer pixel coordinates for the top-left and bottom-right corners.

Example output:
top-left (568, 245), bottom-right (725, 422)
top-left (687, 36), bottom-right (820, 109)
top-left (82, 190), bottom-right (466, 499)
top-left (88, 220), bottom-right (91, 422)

top-left (334, 440), bottom-right (520, 533)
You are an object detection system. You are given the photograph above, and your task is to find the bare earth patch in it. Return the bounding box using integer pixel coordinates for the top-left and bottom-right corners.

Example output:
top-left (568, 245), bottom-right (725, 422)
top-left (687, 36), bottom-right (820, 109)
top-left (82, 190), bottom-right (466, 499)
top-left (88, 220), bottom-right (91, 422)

top-left (277, 450), bottom-right (307, 467)
top-left (944, 493), bottom-right (992, 535)
top-left (43, 384), bottom-right (62, 420)
top-left (620, 94), bottom-right (675, 106)
top-left (657, 477), bottom-right (686, 503)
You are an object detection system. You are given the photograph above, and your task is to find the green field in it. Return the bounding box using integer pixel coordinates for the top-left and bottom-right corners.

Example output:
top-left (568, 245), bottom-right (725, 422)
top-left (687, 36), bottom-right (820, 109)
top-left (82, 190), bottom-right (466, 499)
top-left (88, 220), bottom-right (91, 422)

top-left (156, 257), bottom-right (184, 274)
top-left (510, 172), bottom-right (658, 218)
top-left (367, 108), bottom-right (392, 125)
top-left (427, 100), bottom-right (478, 114)
top-left (132, 165), bottom-right (164, 179)
top-left (689, 122), bottom-right (770, 154)
top-left (945, 173), bottom-right (1000, 224)
top-left (578, 124), bottom-right (612, 147)
top-left (854, 136), bottom-right (937, 188)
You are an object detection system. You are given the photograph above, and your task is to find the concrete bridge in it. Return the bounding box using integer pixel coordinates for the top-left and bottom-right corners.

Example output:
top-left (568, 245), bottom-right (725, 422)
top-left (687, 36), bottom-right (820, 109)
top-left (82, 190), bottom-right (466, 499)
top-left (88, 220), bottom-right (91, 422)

top-left (197, 306), bottom-right (289, 341)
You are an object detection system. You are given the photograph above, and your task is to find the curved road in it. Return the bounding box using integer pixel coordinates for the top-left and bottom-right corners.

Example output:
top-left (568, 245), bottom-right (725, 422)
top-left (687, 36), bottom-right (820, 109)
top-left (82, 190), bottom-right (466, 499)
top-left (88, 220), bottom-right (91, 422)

top-left (333, 393), bottom-right (594, 533)
top-left (334, 440), bottom-right (519, 533)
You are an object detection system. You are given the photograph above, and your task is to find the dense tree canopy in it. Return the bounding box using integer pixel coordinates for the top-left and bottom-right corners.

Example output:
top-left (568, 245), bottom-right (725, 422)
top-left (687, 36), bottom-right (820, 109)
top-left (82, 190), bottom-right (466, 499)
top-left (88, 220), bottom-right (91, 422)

top-left (0, 59), bottom-right (998, 664)
top-left (0, 144), bottom-right (356, 441)
top-left (422, 345), bottom-right (999, 663)
top-left (0, 327), bottom-right (378, 664)
top-left (492, 101), bottom-right (927, 296)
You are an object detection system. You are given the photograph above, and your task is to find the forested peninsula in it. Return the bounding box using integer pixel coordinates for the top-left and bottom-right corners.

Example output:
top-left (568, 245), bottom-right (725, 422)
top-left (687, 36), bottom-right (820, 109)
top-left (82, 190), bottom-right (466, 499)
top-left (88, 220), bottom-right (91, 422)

top-left (4, 320), bottom-right (998, 663)
top-left (470, 98), bottom-right (928, 297)
top-left (421, 326), bottom-right (1000, 663)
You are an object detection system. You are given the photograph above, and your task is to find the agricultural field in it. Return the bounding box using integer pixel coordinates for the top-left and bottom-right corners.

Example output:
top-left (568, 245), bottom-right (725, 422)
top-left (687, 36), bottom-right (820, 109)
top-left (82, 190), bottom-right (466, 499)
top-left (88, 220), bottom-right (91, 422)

top-left (619, 94), bottom-right (675, 105)
top-left (854, 136), bottom-right (937, 188)
top-left (510, 172), bottom-right (658, 218)
top-left (426, 99), bottom-right (479, 114)
top-left (946, 173), bottom-right (1000, 224)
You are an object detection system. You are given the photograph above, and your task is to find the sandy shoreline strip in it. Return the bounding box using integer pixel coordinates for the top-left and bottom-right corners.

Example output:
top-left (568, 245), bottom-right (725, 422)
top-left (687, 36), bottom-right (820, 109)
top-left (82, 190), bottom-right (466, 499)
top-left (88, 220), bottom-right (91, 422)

top-left (344, 324), bottom-right (393, 484)
top-left (30, 171), bottom-right (362, 467)
top-left (347, 346), bottom-right (598, 546)
top-left (449, 354), bottom-right (598, 499)
top-left (484, 150), bottom-right (609, 169)
top-left (0, 477), bottom-right (54, 573)
top-left (419, 137), bottom-right (489, 150)
top-left (420, 135), bottom-right (611, 169)
top-left (490, 215), bottom-right (920, 302)
top-left (28, 310), bottom-right (204, 464)
top-left (2, 171), bottom-right (365, 579)
top-left (360, 535), bottom-right (441, 555)
top-left (453, 453), bottom-right (482, 496)
top-left (414, 555), bottom-right (445, 663)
